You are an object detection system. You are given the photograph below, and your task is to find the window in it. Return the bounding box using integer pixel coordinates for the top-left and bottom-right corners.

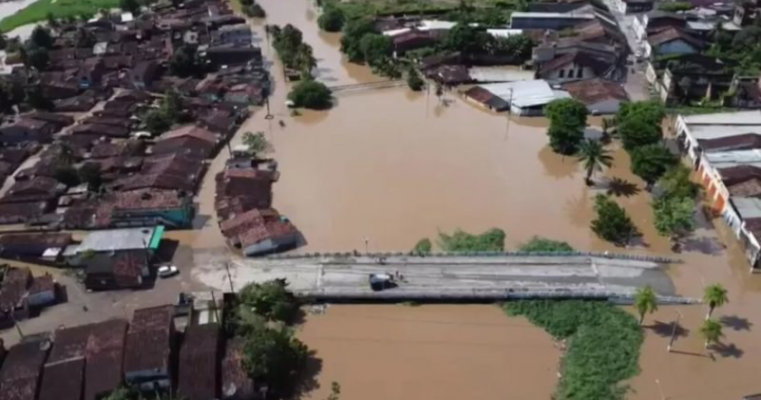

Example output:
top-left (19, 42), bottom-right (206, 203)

top-left (559, 69), bottom-right (565, 78)
top-left (578, 69), bottom-right (584, 78)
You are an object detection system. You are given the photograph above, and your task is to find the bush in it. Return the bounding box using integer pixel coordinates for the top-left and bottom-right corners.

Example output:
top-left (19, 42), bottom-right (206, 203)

top-left (413, 238), bottom-right (432, 254)
top-left (55, 165), bottom-right (80, 187)
top-left (144, 109), bottom-right (172, 135)
top-left (288, 80), bottom-right (332, 109)
top-left (437, 228), bottom-right (506, 252)
top-left (519, 237), bottom-right (574, 252)
top-left (359, 33), bottom-right (392, 68)
top-left (591, 194), bottom-right (637, 245)
top-left (504, 300), bottom-right (643, 400)
top-left (340, 17), bottom-right (377, 63)
top-left (318, 6), bottom-right (344, 32)
top-left (406, 68), bottom-right (424, 91)
top-left (239, 279), bottom-right (299, 323)
top-left (657, 164), bottom-right (699, 200)
top-left (618, 118), bottom-right (662, 150)
top-left (653, 196), bottom-right (695, 239)
top-left (630, 144), bottom-right (678, 186)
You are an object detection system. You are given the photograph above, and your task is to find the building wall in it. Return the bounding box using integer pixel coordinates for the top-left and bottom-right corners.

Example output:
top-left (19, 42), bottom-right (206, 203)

top-left (543, 64), bottom-right (596, 82)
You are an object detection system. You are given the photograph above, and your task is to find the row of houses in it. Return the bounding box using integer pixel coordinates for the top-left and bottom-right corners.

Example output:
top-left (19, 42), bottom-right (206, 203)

top-left (0, 303), bottom-right (257, 400)
top-left (0, 226), bottom-right (165, 291)
top-left (675, 110), bottom-right (761, 269)
top-left (215, 151), bottom-right (300, 257)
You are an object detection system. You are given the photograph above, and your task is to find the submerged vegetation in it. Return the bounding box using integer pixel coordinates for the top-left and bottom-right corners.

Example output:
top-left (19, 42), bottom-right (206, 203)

top-left (504, 300), bottom-right (643, 400)
top-left (518, 237), bottom-right (574, 252)
top-left (437, 228), bottom-right (506, 252)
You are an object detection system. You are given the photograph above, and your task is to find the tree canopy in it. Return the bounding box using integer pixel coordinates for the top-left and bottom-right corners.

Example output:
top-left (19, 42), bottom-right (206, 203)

top-left (270, 24), bottom-right (316, 77)
top-left (703, 283), bottom-right (728, 318)
top-left (545, 98), bottom-right (588, 155)
top-left (591, 194), bottom-right (638, 246)
top-left (242, 324), bottom-right (309, 397)
top-left (318, 6), bottom-right (345, 32)
top-left (340, 17), bottom-right (377, 63)
top-left (169, 45), bottom-right (206, 78)
top-left (653, 196), bottom-right (695, 240)
top-left (288, 80), bottom-right (332, 109)
top-left (577, 139), bottom-right (613, 185)
top-left (618, 118), bottom-right (663, 151)
top-left (412, 238), bottom-right (432, 254)
top-left (700, 319), bottom-right (723, 348)
top-left (630, 144), bottom-right (678, 185)
top-left (30, 26), bottom-right (53, 49)
top-left (657, 165), bottom-right (699, 200)
top-left (444, 23), bottom-right (491, 54)
top-left (242, 131), bottom-right (273, 159)
top-left (634, 285), bottom-right (658, 325)
top-left (239, 279), bottom-right (299, 323)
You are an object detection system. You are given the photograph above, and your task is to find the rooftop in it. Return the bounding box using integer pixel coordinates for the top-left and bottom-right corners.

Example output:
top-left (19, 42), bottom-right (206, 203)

top-left (38, 359), bottom-right (84, 400)
top-left (733, 197), bottom-right (761, 219)
top-left (124, 305), bottom-right (174, 373)
top-left (0, 340), bottom-right (49, 400)
top-left (510, 11), bottom-right (595, 19)
top-left (73, 227), bottom-right (162, 254)
top-left (479, 80), bottom-right (571, 108)
top-left (178, 324), bottom-right (220, 400)
top-left (561, 78), bottom-right (628, 105)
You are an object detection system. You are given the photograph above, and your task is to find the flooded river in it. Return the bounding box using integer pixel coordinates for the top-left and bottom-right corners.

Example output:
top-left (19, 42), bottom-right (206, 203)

top-left (174, 0), bottom-right (761, 398)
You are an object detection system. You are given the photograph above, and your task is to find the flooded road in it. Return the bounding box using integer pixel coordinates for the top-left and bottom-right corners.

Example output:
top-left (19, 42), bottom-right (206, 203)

top-left (176, 0), bottom-right (761, 398)
top-left (296, 305), bottom-right (560, 400)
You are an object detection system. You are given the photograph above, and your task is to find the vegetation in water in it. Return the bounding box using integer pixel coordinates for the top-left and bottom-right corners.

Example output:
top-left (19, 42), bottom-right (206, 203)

top-left (437, 228), bottom-right (506, 252)
top-left (576, 139), bottom-right (613, 186)
top-left (630, 144), bottom-right (678, 186)
top-left (269, 24), bottom-right (316, 78)
top-left (242, 131), bottom-right (273, 159)
top-left (633, 285), bottom-right (658, 325)
top-left (545, 99), bottom-right (588, 155)
top-left (591, 194), bottom-right (638, 246)
top-left (518, 237), bottom-right (574, 252)
top-left (412, 238), bottom-right (432, 254)
top-left (288, 79), bottom-right (332, 109)
top-left (504, 300), bottom-right (643, 400)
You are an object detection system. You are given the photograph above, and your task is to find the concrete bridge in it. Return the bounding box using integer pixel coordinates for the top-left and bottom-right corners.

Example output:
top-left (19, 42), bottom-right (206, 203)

top-left (191, 252), bottom-right (697, 304)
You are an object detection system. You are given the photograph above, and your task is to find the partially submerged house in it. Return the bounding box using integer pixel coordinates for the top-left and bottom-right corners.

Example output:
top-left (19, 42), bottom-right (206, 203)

top-left (464, 80), bottom-right (571, 116)
top-left (561, 78), bottom-right (629, 114)
top-left (219, 208), bottom-right (299, 256)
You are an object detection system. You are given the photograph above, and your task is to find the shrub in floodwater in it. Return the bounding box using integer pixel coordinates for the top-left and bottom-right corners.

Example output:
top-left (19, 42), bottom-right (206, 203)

top-left (437, 228), bottom-right (505, 252)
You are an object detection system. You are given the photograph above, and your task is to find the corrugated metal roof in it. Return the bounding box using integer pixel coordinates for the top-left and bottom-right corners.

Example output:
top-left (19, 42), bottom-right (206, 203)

top-left (76, 227), bottom-right (156, 253)
top-left (480, 80), bottom-right (570, 108)
top-left (468, 67), bottom-right (535, 83)
top-left (510, 12), bottom-right (595, 19)
top-left (683, 111), bottom-right (761, 125)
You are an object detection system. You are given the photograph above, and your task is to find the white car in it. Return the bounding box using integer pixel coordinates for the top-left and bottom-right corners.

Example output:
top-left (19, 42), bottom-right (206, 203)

top-left (157, 265), bottom-right (179, 278)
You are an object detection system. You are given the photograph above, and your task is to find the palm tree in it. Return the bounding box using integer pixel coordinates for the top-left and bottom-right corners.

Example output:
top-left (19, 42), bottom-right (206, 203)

top-left (700, 319), bottom-right (723, 349)
top-left (576, 139), bottom-right (613, 186)
top-left (634, 285), bottom-right (658, 325)
top-left (703, 283), bottom-right (728, 319)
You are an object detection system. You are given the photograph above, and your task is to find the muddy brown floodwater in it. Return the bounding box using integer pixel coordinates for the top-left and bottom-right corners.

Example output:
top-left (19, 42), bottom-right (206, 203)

top-left (174, 0), bottom-right (761, 398)
top-left (296, 305), bottom-right (561, 400)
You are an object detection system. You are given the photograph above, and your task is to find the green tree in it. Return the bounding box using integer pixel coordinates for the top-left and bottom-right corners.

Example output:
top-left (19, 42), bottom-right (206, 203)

top-left (618, 118), bottom-right (662, 150)
top-left (413, 238), bottom-right (432, 254)
top-left (239, 279), bottom-right (299, 323)
top-left (78, 163), bottom-right (102, 191)
top-left (634, 285), bottom-right (658, 325)
top-left (318, 7), bottom-right (345, 32)
top-left (406, 67), bottom-right (424, 91)
top-left (519, 236), bottom-right (573, 252)
top-left (657, 165), bottom-right (699, 200)
top-left (630, 144), bottom-right (677, 187)
top-left (169, 45), bottom-right (204, 78)
top-left (144, 109), bottom-right (172, 135)
top-left (242, 131), bottom-right (273, 159)
top-left (340, 17), bottom-right (378, 63)
top-left (576, 139), bottom-right (613, 185)
top-left (437, 228), bottom-right (506, 252)
top-left (486, 34), bottom-right (533, 61)
top-left (0, 79), bottom-right (23, 114)
top-left (288, 80), bottom-right (332, 109)
top-left (545, 98), bottom-right (588, 155)
top-left (242, 325), bottom-right (309, 396)
top-left (46, 12), bottom-right (59, 29)
top-left (703, 283), bottom-right (728, 319)
top-left (700, 319), bottom-right (723, 349)
top-left (359, 33), bottom-right (392, 67)
top-left (444, 23), bottom-right (491, 54)
top-left (0, 35), bottom-right (6, 50)
top-left (591, 194), bottom-right (638, 246)
top-left (55, 165), bottom-right (80, 187)
top-left (30, 26), bottom-right (53, 49)
top-left (617, 101), bottom-right (664, 128)
top-left (653, 196), bottom-right (695, 245)
top-left (161, 90), bottom-right (184, 122)
top-left (120, 0), bottom-right (140, 14)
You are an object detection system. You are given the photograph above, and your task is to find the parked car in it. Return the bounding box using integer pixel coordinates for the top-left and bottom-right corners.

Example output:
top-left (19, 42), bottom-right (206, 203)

top-left (158, 265), bottom-right (179, 278)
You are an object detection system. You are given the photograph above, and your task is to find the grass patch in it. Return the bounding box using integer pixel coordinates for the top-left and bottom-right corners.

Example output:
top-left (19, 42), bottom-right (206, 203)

top-left (0, 0), bottom-right (119, 33)
top-left (504, 300), bottom-right (643, 400)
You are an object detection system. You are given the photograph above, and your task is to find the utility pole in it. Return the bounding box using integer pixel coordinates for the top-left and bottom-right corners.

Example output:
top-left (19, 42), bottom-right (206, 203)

top-left (224, 262), bottom-right (234, 292)
top-left (667, 310), bottom-right (683, 352)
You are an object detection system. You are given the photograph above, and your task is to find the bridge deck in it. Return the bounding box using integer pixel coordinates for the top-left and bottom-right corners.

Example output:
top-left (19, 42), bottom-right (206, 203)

top-left (192, 254), bottom-right (691, 303)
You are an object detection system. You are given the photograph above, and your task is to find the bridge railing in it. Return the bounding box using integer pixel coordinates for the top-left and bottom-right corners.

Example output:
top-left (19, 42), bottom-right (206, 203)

top-left (266, 251), bottom-right (680, 264)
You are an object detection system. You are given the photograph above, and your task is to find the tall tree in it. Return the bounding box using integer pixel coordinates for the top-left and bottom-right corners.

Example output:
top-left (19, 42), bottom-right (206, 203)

top-left (443, 23), bottom-right (491, 55)
top-left (700, 319), bottom-right (723, 349)
top-left (630, 144), bottom-right (678, 187)
top-left (30, 26), bottom-right (53, 49)
top-left (576, 139), bottom-right (613, 185)
top-left (657, 165), bottom-right (699, 200)
top-left (634, 285), bottom-right (658, 325)
top-left (653, 196), bottom-right (695, 248)
top-left (242, 325), bottom-right (309, 397)
top-left (545, 98), bottom-right (588, 155)
top-left (618, 118), bottom-right (663, 150)
top-left (703, 283), bottom-right (728, 319)
top-left (591, 194), bottom-right (638, 246)
top-left (120, 0), bottom-right (141, 14)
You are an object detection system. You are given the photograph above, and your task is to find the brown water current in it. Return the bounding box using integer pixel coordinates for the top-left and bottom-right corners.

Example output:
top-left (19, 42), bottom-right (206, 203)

top-left (174, 0), bottom-right (761, 397)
